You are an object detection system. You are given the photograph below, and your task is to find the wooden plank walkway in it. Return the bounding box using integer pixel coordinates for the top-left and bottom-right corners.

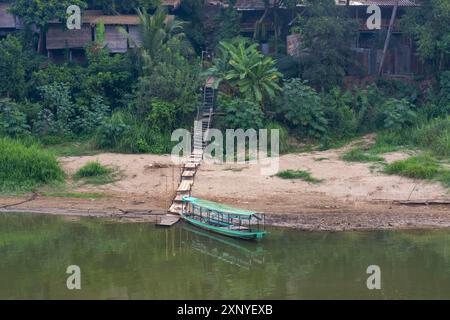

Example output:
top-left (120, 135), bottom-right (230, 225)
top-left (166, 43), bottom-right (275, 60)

top-left (177, 180), bottom-right (193, 192)
top-left (166, 82), bottom-right (215, 217)
top-left (182, 170), bottom-right (195, 178)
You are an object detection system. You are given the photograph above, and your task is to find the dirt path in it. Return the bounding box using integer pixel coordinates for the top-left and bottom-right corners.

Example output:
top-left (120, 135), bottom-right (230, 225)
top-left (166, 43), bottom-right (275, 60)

top-left (1, 145), bottom-right (449, 231)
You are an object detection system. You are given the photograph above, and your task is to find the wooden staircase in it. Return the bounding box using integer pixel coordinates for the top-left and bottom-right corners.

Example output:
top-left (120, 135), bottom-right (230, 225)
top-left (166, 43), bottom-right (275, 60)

top-left (166, 83), bottom-right (216, 216)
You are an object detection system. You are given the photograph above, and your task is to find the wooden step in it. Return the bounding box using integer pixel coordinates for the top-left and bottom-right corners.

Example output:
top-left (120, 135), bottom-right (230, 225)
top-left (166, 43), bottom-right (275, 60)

top-left (168, 204), bottom-right (183, 214)
top-left (177, 180), bottom-right (193, 192)
top-left (184, 162), bottom-right (198, 169)
top-left (174, 194), bottom-right (185, 202)
top-left (182, 170), bottom-right (195, 178)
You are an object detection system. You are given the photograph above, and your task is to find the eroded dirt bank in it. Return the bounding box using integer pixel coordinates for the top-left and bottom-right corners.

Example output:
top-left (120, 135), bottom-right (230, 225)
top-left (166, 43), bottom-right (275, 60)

top-left (1, 148), bottom-right (449, 231)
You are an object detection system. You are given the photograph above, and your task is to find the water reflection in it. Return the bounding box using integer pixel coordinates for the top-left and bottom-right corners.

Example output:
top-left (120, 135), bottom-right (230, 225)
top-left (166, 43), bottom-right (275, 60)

top-left (180, 224), bottom-right (266, 270)
top-left (1, 213), bottom-right (450, 299)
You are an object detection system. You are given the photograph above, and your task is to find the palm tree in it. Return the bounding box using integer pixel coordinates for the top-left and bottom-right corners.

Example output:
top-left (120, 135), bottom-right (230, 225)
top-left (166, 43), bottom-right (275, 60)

top-left (208, 38), bottom-right (282, 107)
top-left (120, 7), bottom-right (190, 69)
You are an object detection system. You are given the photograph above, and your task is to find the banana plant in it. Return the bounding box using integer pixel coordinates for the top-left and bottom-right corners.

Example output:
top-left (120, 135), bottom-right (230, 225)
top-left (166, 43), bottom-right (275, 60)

top-left (207, 38), bottom-right (282, 108)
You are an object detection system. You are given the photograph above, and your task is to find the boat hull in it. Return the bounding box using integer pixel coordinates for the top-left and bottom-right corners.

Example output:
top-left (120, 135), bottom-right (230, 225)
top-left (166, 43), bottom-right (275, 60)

top-left (181, 215), bottom-right (266, 240)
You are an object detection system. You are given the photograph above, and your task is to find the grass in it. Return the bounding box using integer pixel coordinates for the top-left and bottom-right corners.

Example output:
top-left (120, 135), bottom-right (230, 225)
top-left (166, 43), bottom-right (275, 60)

top-left (41, 192), bottom-right (109, 199)
top-left (0, 137), bottom-right (65, 192)
top-left (341, 148), bottom-right (385, 163)
top-left (384, 154), bottom-right (450, 187)
top-left (73, 161), bottom-right (119, 185)
top-left (275, 170), bottom-right (322, 183)
top-left (43, 140), bottom-right (100, 157)
top-left (373, 116), bottom-right (450, 157)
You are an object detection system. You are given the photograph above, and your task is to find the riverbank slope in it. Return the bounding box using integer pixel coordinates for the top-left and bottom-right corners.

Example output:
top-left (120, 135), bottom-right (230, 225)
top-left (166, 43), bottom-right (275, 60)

top-left (1, 145), bottom-right (449, 230)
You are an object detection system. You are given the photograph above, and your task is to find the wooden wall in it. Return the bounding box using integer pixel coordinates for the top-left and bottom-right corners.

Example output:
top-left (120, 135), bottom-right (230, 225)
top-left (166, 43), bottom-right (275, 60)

top-left (103, 25), bottom-right (127, 53)
top-left (0, 4), bottom-right (16, 29)
top-left (127, 25), bottom-right (143, 48)
top-left (46, 25), bottom-right (92, 50)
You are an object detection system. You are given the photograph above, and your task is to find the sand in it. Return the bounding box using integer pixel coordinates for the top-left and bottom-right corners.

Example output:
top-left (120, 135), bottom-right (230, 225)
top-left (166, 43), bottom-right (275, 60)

top-left (1, 144), bottom-right (449, 230)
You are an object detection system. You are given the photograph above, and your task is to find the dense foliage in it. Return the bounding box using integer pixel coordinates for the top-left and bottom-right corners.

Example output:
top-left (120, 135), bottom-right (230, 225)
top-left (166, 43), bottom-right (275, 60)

top-left (401, 0), bottom-right (450, 72)
top-left (0, 0), bottom-right (448, 167)
top-left (292, 0), bottom-right (358, 91)
top-left (208, 38), bottom-right (282, 107)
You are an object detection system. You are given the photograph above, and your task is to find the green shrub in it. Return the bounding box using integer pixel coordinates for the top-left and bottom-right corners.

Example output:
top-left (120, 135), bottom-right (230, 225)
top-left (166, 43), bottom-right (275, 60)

top-left (74, 161), bottom-right (112, 178)
top-left (134, 51), bottom-right (201, 125)
top-left (74, 161), bottom-right (117, 185)
top-left (0, 137), bottom-right (64, 191)
top-left (376, 78), bottom-right (419, 104)
top-left (375, 116), bottom-right (450, 158)
top-left (352, 84), bottom-right (385, 132)
top-left (221, 96), bottom-right (264, 130)
top-left (0, 35), bottom-right (26, 99)
top-left (323, 87), bottom-right (358, 139)
top-left (384, 154), bottom-right (441, 180)
top-left (277, 79), bottom-right (327, 139)
top-left (34, 83), bottom-right (75, 136)
top-left (0, 99), bottom-right (30, 138)
top-left (438, 71), bottom-right (450, 113)
top-left (408, 116), bottom-right (450, 157)
top-left (275, 169), bottom-right (322, 183)
top-left (383, 98), bottom-right (417, 130)
top-left (265, 121), bottom-right (290, 154)
top-left (147, 99), bottom-right (176, 133)
top-left (93, 112), bottom-right (130, 150)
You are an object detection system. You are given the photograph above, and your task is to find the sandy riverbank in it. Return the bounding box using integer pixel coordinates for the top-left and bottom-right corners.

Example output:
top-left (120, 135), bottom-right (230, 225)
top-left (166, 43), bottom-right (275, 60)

top-left (1, 145), bottom-right (449, 230)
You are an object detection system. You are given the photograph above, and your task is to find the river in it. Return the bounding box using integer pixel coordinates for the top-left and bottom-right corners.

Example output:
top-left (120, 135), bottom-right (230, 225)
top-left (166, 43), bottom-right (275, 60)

top-left (1, 212), bottom-right (449, 299)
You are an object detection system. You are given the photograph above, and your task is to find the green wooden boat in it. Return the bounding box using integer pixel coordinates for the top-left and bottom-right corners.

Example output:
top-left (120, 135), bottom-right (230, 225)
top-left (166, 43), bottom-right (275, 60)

top-left (181, 196), bottom-right (267, 240)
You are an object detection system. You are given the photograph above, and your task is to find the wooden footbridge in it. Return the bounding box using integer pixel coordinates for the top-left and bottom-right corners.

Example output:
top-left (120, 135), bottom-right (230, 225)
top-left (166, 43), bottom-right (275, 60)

top-left (156, 80), bottom-right (215, 227)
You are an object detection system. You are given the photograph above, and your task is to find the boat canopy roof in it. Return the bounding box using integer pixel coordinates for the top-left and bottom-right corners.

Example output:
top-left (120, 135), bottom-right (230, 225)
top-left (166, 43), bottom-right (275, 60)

top-left (183, 197), bottom-right (257, 218)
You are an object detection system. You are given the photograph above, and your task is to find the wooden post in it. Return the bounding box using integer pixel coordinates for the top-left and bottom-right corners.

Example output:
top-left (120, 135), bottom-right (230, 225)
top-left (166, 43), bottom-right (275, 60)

top-left (378, 0), bottom-right (399, 76)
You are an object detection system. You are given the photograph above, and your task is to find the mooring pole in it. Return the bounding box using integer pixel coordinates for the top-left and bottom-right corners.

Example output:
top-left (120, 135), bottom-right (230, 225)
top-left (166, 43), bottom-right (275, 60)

top-left (379, 0), bottom-right (399, 76)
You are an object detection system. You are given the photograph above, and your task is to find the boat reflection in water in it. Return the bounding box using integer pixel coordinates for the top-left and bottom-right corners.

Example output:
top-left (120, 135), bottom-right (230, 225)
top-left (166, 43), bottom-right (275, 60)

top-left (181, 224), bottom-right (266, 270)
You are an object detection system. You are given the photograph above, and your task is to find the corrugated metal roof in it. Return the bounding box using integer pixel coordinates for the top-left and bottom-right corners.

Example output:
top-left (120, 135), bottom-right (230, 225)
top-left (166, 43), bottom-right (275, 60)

top-left (49, 10), bottom-right (175, 26)
top-left (234, 0), bottom-right (418, 10)
top-left (84, 14), bottom-right (141, 25)
top-left (162, 0), bottom-right (182, 8)
top-left (48, 10), bottom-right (141, 25)
top-left (234, 0), bottom-right (271, 11)
top-left (338, 0), bottom-right (418, 6)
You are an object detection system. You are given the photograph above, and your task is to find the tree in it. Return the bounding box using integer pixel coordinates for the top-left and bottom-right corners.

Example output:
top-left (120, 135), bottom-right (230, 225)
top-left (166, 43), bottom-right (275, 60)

top-left (0, 36), bottom-right (26, 99)
top-left (277, 79), bottom-right (328, 139)
top-left (208, 38), bottom-right (282, 108)
top-left (120, 6), bottom-right (191, 70)
top-left (133, 48), bottom-right (202, 126)
top-left (294, 0), bottom-right (357, 91)
top-left (401, 0), bottom-right (450, 72)
top-left (10, 0), bottom-right (87, 53)
top-left (253, 0), bottom-right (303, 53)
